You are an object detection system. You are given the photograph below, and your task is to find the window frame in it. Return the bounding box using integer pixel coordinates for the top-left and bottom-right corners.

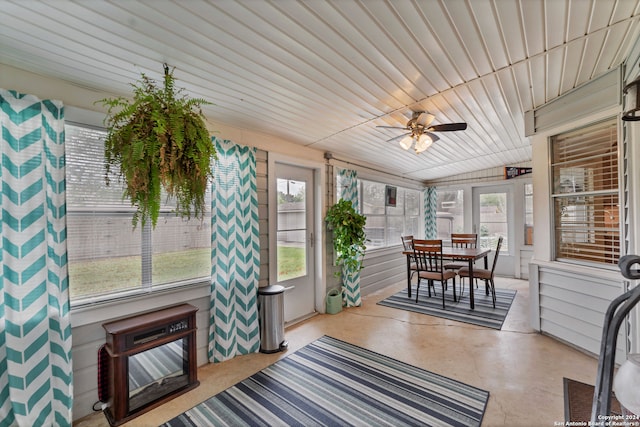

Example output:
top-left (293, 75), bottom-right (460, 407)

top-left (66, 120), bottom-right (212, 306)
top-left (549, 118), bottom-right (621, 267)
top-left (355, 178), bottom-right (422, 250)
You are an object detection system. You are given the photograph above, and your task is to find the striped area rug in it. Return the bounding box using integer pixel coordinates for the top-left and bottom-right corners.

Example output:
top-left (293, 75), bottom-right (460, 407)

top-left (377, 285), bottom-right (516, 330)
top-left (161, 336), bottom-right (489, 427)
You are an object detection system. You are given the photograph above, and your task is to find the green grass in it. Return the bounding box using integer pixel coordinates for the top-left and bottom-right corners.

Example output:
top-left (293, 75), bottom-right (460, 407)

top-left (70, 246), bottom-right (307, 298)
top-left (69, 248), bottom-right (210, 298)
top-left (277, 245), bottom-right (306, 281)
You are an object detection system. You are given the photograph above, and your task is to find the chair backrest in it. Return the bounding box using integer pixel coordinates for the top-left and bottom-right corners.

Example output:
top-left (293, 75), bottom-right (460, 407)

top-left (401, 235), bottom-right (414, 250)
top-left (412, 239), bottom-right (444, 273)
top-left (489, 236), bottom-right (504, 277)
top-left (451, 233), bottom-right (477, 249)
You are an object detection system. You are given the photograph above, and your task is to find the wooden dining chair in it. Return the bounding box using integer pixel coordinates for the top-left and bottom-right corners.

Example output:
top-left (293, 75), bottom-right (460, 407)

top-left (401, 235), bottom-right (418, 283)
top-left (401, 235), bottom-right (414, 251)
top-left (412, 239), bottom-right (457, 308)
top-left (444, 233), bottom-right (478, 291)
top-left (458, 236), bottom-right (503, 308)
top-left (444, 233), bottom-right (478, 271)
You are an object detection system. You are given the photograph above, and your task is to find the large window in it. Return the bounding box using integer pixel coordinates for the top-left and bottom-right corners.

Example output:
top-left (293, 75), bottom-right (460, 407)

top-left (355, 180), bottom-right (420, 249)
top-left (66, 124), bottom-right (211, 302)
top-left (551, 119), bottom-right (619, 265)
top-left (436, 189), bottom-right (463, 240)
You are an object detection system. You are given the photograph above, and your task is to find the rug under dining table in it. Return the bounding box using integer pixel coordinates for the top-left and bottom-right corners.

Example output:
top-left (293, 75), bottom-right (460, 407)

top-left (377, 284), bottom-right (516, 330)
top-left (161, 335), bottom-right (489, 427)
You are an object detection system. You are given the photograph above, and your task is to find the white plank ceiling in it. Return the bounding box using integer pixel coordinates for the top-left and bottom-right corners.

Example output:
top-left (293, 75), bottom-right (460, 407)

top-left (2, 0), bottom-right (640, 181)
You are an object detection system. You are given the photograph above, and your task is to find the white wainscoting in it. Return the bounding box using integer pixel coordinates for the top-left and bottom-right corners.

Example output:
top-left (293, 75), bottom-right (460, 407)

top-left (529, 261), bottom-right (626, 364)
top-left (360, 246), bottom-right (407, 296)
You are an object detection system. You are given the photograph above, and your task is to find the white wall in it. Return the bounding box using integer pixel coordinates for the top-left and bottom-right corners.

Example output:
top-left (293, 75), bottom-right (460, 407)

top-left (528, 66), bottom-right (628, 361)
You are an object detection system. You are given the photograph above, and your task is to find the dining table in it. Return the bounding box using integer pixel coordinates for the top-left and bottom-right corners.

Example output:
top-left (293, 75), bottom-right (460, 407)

top-left (402, 246), bottom-right (491, 309)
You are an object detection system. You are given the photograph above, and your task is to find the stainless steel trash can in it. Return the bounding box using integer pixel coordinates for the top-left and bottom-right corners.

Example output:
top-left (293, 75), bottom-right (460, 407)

top-left (258, 285), bottom-right (288, 353)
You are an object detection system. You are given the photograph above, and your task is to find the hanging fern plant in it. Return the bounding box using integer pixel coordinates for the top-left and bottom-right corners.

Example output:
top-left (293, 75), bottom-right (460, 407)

top-left (97, 64), bottom-right (216, 228)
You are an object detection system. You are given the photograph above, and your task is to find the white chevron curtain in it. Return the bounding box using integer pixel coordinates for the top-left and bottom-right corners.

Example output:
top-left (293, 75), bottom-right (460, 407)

top-left (424, 187), bottom-right (437, 239)
top-left (0, 89), bottom-right (72, 426)
top-left (209, 138), bottom-right (260, 363)
top-left (336, 168), bottom-right (362, 307)
top-left (337, 168), bottom-right (359, 210)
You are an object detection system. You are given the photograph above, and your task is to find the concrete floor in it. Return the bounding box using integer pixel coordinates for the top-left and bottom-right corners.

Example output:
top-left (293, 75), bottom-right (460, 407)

top-left (76, 277), bottom-right (600, 426)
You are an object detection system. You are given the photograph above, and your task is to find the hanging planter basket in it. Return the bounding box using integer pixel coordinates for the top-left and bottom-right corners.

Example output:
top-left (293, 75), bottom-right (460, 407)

top-left (97, 64), bottom-right (216, 228)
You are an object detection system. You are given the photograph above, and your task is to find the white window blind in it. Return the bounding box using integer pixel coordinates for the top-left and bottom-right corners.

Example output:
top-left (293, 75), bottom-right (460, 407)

top-left (66, 124), bottom-right (211, 301)
top-left (551, 119), bottom-right (619, 265)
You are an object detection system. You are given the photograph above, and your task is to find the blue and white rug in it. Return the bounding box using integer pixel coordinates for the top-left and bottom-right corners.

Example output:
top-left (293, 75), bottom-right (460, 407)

top-left (161, 335), bottom-right (489, 427)
top-left (378, 285), bottom-right (516, 330)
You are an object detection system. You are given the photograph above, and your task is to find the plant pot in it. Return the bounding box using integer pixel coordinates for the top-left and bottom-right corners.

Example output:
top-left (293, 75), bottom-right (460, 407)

top-left (326, 288), bottom-right (343, 314)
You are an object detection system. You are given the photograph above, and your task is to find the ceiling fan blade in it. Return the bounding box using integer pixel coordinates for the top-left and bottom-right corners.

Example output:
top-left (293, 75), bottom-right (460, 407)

top-left (428, 122), bottom-right (467, 132)
top-left (415, 112), bottom-right (435, 127)
top-left (386, 133), bottom-right (411, 142)
top-left (424, 132), bottom-right (440, 143)
top-left (377, 125), bottom-right (408, 130)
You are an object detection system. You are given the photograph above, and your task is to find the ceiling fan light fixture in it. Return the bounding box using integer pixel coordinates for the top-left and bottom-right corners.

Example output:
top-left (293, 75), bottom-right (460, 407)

top-left (399, 135), bottom-right (413, 150)
top-left (378, 111), bottom-right (467, 153)
top-left (414, 134), bottom-right (432, 153)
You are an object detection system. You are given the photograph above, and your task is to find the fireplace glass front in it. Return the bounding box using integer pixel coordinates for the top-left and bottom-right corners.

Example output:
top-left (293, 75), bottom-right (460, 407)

top-left (128, 338), bottom-right (190, 412)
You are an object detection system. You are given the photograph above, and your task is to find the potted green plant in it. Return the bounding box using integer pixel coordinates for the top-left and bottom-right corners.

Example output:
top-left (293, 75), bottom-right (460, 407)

top-left (325, 199), bottom-right (367, 307)
top-left (325, 199), bottom-right (367, 275)
top-left (97, 65), bottom-right (216, 228)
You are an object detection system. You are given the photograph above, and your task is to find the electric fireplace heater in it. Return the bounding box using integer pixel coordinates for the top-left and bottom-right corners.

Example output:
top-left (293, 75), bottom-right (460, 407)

top-left (101, 304), bottom-right (199, 426)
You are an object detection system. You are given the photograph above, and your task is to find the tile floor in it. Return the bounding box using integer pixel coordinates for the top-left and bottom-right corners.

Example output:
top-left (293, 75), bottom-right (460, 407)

top-left (76, 277), bottom-right (600, 426)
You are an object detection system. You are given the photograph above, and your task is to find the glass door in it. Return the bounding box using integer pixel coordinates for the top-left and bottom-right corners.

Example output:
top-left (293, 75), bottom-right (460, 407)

top-left (473, 185), bottom-right (514, 276)
top-left (275, 163), bottom-right (315, 322)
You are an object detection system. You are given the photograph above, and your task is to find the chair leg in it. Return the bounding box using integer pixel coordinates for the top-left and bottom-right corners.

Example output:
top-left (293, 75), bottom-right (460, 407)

top-left (416, 278), bottom-right (421, 303)
top-left (452, 277), bottom-right (457, 302)
top-left (489, 278), bottom-right (496, 308)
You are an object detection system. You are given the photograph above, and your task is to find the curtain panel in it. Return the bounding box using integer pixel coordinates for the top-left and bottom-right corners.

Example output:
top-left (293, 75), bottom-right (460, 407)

top-left (337, 168), bottom-right (359, 211)
top-left (424, 187), bottom-right (437, 239)
top-left (336, 168), bottom-right (361, 307)
top-left (0, 89), bottom-right (72, 426)
top-left (209, 138), bottom-right (260, 363)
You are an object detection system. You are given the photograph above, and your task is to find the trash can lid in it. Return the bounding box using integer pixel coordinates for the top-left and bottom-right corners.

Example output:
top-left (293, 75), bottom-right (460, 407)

top-left (258, 285), bottom-right (285, 295)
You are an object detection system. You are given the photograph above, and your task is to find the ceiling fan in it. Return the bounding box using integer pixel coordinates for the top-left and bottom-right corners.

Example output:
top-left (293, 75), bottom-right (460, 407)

top-left (377, 111), bottom-right (467, 154)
